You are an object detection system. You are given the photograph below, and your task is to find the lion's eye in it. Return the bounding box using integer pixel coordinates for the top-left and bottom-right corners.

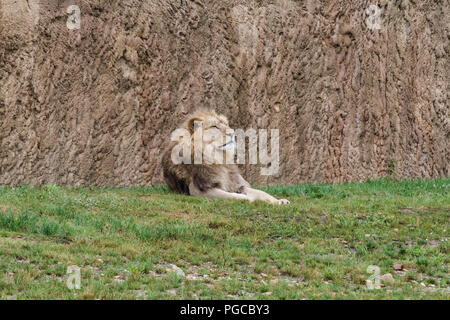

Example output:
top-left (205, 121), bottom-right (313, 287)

top-left (211, 125), bottom-right (219, 129)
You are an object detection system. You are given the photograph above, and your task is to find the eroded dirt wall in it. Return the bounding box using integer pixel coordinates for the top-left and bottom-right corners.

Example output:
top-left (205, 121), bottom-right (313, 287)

top-left (0, 0), bottom-right (448, 186)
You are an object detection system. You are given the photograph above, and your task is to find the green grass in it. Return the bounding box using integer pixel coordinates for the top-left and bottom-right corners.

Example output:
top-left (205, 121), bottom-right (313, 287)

top-left (0, 178), bottom-right (448, 299)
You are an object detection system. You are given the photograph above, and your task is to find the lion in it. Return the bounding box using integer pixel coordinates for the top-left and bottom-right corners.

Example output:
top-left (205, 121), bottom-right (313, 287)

top-left (161, 109), bottom-right (290, 205)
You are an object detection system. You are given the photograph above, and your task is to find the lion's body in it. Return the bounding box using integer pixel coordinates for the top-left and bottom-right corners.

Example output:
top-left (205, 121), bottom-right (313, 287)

top-left (161, 109), bottom-right (289, 205)
top-left (162, 155), bottom-right (249, 195)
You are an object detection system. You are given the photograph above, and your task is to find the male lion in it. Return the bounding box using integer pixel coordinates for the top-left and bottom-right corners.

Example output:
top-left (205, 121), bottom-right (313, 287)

top-left (161, 109), bottom-right (290, 205)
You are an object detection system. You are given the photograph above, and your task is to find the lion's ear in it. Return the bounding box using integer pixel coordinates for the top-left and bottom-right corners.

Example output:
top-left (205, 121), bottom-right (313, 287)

top-left (188, 117), bottom-right (203, 133)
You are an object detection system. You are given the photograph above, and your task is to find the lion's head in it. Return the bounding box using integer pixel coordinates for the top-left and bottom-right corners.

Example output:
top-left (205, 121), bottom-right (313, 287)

top-left (182, 109), bottom-right (235, 164)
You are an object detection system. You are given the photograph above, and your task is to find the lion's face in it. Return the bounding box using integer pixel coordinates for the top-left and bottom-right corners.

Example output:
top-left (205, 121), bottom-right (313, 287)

top-left (185, 110), bottom-right (235, 163)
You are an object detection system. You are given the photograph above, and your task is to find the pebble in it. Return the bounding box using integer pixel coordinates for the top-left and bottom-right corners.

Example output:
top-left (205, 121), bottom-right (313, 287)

top-left (380, 273), bottom-right (394, 284)
top-left (393, 264), bottom-right (404, 271)
top-left (169, 264), bottom-right (185, 278)
top-left (166, 289), bottom-right (177, 295)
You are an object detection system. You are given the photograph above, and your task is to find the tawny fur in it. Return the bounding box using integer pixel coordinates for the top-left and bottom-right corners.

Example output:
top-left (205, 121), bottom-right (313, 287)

top-left (161, 109), bottom-right (289, 205)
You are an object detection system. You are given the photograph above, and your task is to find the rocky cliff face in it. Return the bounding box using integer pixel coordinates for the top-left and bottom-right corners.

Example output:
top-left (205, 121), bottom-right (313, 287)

top-left (0, 0), bottom-right (448, 186)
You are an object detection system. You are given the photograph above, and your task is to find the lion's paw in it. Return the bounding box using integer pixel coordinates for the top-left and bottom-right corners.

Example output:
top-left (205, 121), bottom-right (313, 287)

top-left (277, 199), bottom-right (290, 205)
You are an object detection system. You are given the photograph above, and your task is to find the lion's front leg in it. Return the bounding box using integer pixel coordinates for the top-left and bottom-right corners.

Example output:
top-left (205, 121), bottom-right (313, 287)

top-left (242, 187), bottom-right (290, 205)
top-left (204, 188), bottom-right (249, 201)
top-left (189, 183), bottom-right (248, 201)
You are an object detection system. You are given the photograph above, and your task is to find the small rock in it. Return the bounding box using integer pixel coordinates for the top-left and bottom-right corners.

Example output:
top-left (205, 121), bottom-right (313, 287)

top-left (380, 273), bottom-right (394, 284)
top-left (420, 282), bottom-right (426, 287)
top-left (263, 292), bottom-right (272, 296)
top-left (169, 264), bottom-right (185, 278)
top-left (166, 289), bottom-right (177, 295)
top-left (393, 264), bottom-right (403, 271)
top-left (147, 270), bottom-right (158, 278)
top-left (269, 279), bottom-right (279, 284)
top-left (134, 290), bottom-right (146, 299)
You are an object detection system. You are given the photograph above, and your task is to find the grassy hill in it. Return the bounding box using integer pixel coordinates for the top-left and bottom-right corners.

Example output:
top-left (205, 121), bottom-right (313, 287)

top-left (0, 178), bottom-right (448, 299)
